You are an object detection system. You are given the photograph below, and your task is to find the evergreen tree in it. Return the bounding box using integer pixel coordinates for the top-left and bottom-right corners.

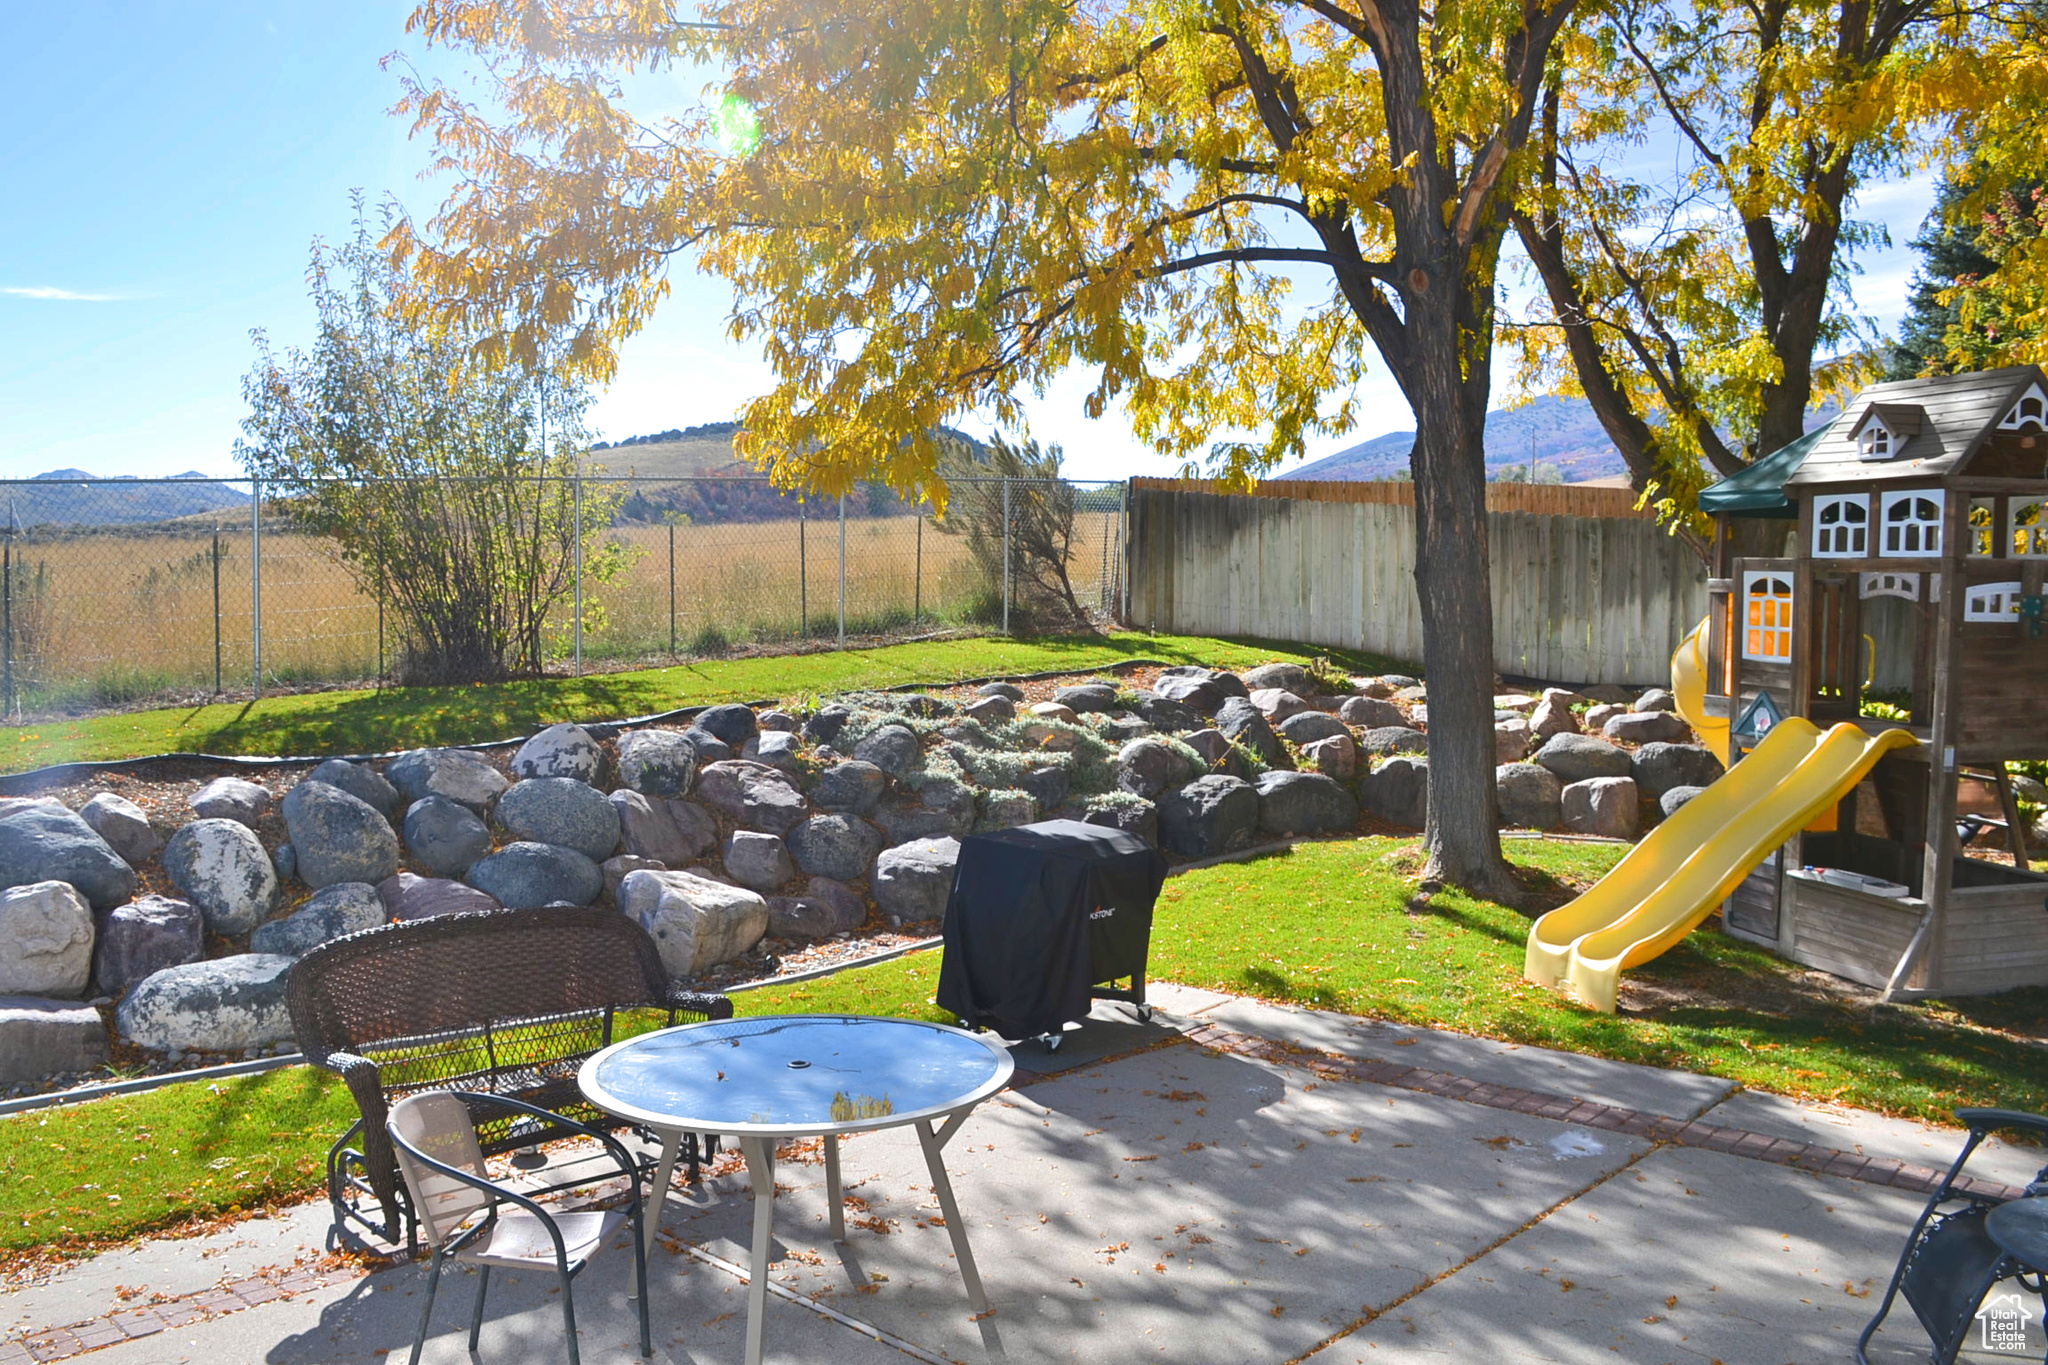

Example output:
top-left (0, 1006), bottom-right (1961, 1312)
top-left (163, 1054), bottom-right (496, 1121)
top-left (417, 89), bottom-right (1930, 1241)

top-left (1888, 177), bottom-right (2004, 380)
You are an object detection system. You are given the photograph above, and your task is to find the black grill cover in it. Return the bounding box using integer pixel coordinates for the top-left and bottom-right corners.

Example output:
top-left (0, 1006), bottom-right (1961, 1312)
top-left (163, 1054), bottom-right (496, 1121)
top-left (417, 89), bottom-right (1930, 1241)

top-left (936, 819), bottom-right (1168, 1039)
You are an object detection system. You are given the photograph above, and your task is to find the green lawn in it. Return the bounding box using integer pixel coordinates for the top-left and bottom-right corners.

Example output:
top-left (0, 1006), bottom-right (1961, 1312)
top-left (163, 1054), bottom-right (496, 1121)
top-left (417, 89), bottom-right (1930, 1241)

top-left (0, 631), bottom-right (1407, 774)
top-left (7, 835), bottom-right (2042, 1260)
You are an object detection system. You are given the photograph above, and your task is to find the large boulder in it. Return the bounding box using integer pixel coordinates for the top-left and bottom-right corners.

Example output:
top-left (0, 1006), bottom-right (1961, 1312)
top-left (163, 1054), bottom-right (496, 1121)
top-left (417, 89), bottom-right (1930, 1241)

top-left (250, 882), bottom-right (386, 957)
top-left (94, 894), bottom-right (203, 995)
top-left (0, 997), bottom-right (108, 1084)
top-left (1531, 733), bottom-right (1633, 785)
top-left (875, 779), bottom-right (975, 842)
top-left (787, 814), bottom-right (884, 883)
top-left (163, 818), bottom-right (277, 934)
top-left (853, 725), bottom-right (923, 778)
top-left (609, 790), bottom-right (717, 866)
top-left (1029, 701), bottom-right (1078, 725)
top-left (1158, 775), bottom-right (1259, 858)
top-left (1084, 798), bottom-right (1159, 847)
top-left (767, 881), bottom-right (867, 940)
top-left (377, 872), bottom-right (500, 922)
top-left (804, 704), bottom-right (854, 746)
top-left (0, 801), bottom-right (136, 910)
top-left (403, 796), bottom-right (494, 877)
top-left (283, 780), bottom-right (401, 889)
top-left (1584, 702), bottom-right (1627, 734)
top-left (681, 727), bottom-right (731, 762)
top-left (1116, 737), bottom-right (1196, 800)
top-left (1630, 743), bottom-right (1725, 800)
top-left (1660, 785), bottom-right (1708, 817)
top-left (496, 777), bottom-right (621, 863)
top-left (1495, 763), bottom-right (1563, 830)
top-left (618, 869), bottom-right (768, 975)
top-left (811, 761), bottom-right (888, 815)
top-left (964, 695), bottom-right (1015, 724)
top-left (1359, 756), bottom-right (1429, 829)
top-left (78, 792), bottom-right (160, 867)
top-left (1016, 765), bottom-right (1072, 811)
top-left (466, 842), bottom-right (602, 909)
top-left (1135, 694), bottom-right (1204, 733)
top-left (1248, 689), bottom-right (1312, 723)
top-left (116, 954), bottom-right (296, 1053)
top-left (1561, 777), bottom-right (1640, 839)
top-left (0, 881), bottom-right (94, 998)
top-left (308, 759), bottom-right (402, 821)
top-left (190, 777), bottom-right (272, 828)
top-left (723, 831), bottom-right (794, 893)
top-left (1528, 697), bottom-right (1579, 741)
top-left (1357, 726), bottom-right (1429, 758)
top-left (871, 836), bottom-right (962, 925)
top-left (1215, 697), bottom-right (1289, 769)
top-left (695, 761), bottom-right (809, 835)
top-left (1241, 662), bottom-right (1313, 695)
top-left (693, 703), bottom-right (761, 748)
top-left (1254, 771), bottom-right (1358, 837)
top-left (1494, 718), bottom-right (1533, 765)
top-left (1604, 711), bottom-right (1693, 745)
top-left (1634, 687), bottom-right (1678, 714)
top-left (1152, 673), bottom-right (1225, 715)
top-left (979, 790), bottom-right (1039, 830)
top-left (602, 854), bottom-right (664, 904)
top-left (1338, 695), bottom-right (1406, 730)
top-left (1054, 683), bottom-right (1119, 714)
top-left (1301, 733), bottom-right (1358, 780)
top-left (616, 730), bottom-right (700, 798)
top-left (975, 681), bottom-right (1025, 701)
top-left (749, 731), bottom-right (802, 772)
top-left (1276, 711), bottom-right (1348, 746)
top-left (510, 723), bottom-right (604, 784)
top-left (387, 748), bottom-right (509, 815)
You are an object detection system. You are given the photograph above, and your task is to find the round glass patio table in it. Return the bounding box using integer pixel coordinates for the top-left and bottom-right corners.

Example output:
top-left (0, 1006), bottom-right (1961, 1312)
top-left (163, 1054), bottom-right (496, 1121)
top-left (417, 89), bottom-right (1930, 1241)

top-left (580, 1015), bottom-right (1014, 1365)
top-left (1987, 1196), bottom-right (2048, 1274)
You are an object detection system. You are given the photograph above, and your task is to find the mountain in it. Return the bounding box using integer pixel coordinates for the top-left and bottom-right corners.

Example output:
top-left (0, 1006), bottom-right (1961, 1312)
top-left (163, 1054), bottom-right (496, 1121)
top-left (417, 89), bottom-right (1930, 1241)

top-left (0, 470), bottom-right (250, 528)
top-left (1281, 395), bottom-right (1628, 482)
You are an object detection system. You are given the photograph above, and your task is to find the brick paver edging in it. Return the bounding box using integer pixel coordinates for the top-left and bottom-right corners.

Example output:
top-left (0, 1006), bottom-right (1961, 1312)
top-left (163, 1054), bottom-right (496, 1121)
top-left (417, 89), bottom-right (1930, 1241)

top-left (0, 1261), bottom-right (347, 1365)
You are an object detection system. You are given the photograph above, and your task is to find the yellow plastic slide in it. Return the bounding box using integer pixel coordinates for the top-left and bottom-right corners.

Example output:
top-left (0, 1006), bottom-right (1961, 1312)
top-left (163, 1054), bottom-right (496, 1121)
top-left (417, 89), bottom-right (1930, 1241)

top-left (1523, 628), bottom-right (1916, 1011)
top-left (1671, 616), bottom-right (1730, 765)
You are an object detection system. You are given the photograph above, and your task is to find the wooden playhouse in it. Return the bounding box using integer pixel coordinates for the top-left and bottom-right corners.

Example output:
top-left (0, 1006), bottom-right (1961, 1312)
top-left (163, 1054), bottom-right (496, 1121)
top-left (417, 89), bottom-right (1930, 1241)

top-left (1695, 365), bottom-right (2048, 998)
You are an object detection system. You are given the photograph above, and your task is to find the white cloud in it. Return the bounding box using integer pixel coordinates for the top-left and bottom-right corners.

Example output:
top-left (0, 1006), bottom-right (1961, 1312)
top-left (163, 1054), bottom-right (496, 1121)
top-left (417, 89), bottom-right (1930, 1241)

top-left (3, 286), bottom-right (132, 302)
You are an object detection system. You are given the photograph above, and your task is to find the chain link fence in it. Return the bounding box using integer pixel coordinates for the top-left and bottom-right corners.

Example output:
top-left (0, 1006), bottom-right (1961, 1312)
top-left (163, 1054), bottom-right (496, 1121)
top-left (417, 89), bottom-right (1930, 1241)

top-left (0, 475), bottom-right (1128, 718)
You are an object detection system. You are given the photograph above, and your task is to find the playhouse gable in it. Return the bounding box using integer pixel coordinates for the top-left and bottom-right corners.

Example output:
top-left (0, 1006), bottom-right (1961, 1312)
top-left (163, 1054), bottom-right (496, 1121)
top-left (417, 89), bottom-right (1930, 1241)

top-left (1785, 365), bottom-right (2048, 490)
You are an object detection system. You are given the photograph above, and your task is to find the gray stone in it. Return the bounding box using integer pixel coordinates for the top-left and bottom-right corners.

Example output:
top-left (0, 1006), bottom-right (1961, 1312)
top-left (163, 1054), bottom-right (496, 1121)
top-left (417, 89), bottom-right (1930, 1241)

top-left (1208, 671), bottom-right (1250, 701)
top-left (283, 780), bottom-right (400, 889)
top-left (979, 790), bottom-right (1039, 830)
top-left (1494, 718), bottom-right (1532, 764)
top-left (1379, 674), bottom-right (1421, 690)
top-left (495, 777), bottom-right (621, 863)
top-left (723, 830), bottom-right (794, 893)
top-left (0, 996), bottom-right (108, 1083)
top-left (1634, 687), bottom-right (1678, 713)
top-left (1394, 685), bottom-right (1430, 703)
top-left (682, 728), bottom-right (731, 762)
top-left (116, 954), bottom-right (296, 1053)
top-left (1117, 737), bottom-right (1196, 800)
top-left (1355, 676), bottom-right (1397, 698)
top-left (601, 854), bottom-right (665, 905)
top-left (1357, 726), bottom-right (1429, 758)
top-left (94, 894), bottom-right (203, 995)
top-left (1152, 673), bottom-right (1225, 715)
top-left (1277, 711), bottom-right (1348, 746)
top-left (1495, 763), bottom-right (1563, 830)
top-left (2013, 774), bottom-right (2048, 805)
top-left (271, 842), bottom-right (297, 881)
top-left (786, 814), bottom-right (884, 882)
top-left (1660, 785), bottom-right (1708, 817)
top-left (1339, 695), bottom-right (1407, 729)
top-left (1604, 710), bottom-right (1693, 745)
top-left (616, 729), bottom-right (700, 798)
top-left (871, 836), bottom-right (962, 925)
top-left (1582, 683), bottom-right (1638, 704)
top-left (510, 723), bottom-right (604, 784)
top-left (163, 818), bottom-right (277, 934)
top-left (806, 876), bottom-right (867, 930)
top-left (618, 868), bottom-right (768, 976)
top-left (1301, 733), bottom-right (1358, 780)
top-left (1158, 775), bottom-right (1260, 858)
top-left (1028, 701), bottom-right (1078, 724)
top-left (78, 792), bottom-right (160, 867)
top-left (386, 748), bottom-right (509, 815)
top-left (758, 710), bottom-right (799, 733)
top-left (309, 759), bottom-right (402, 821)
top-left (1531, 732), bottom-right (1633, 784)
top-left (1106, 718), bottom-right (1153, 744)
top-left (190, 776), bottom-right (272, 828)
top-left (1562, 776), bottom-right (1640, 838)
top-left (609, 790), bottom-right (718, 866)
top-left (1248, 688), bottom-right (1312, 723)
top-left (1580, 704), bottom-right (1623, 734)
top-left (1083, 799), bottom-right (1159, 846)
top-left (875, 778), bottom-right (976, 842)
top-left (803, 705), bottom-right (853, 746)
top-left (402, 796), bottom-right (494, 877)
top-left (1254, 770), bottom-right (1358, 836)
top-left (895, 693), bottom-right (955, 719)
top-left (764, 880), bottom-right (864, 939)
top-left (0, 801), bottom-right (136, 911)
top-left (1359, 756), bottom-right (1429, 829)
top-left (249, 882), bottom-right (385, 957)
top-left (964, 695), bottom-right (1015, 724)
top-left (1630, 742), bottom-right (1725, 799)
top-left (1528, 697), bottom-right (1579, 741)
top-left (853, 724), bottom-right (923, 778)
top-left (466, 841), bottom-right (602, 909)
top-left (750, 730), bottom-right (802, 771)
top-left (1135, 694), bottom-right (1203, 732)
top-left (1182, 727), bottom-right (1258, 781)
top-left (812, 761), bottom-right (888, 815)
top-left (975, 682), bottom-right (1025, 701)
top-left (696, 760), bottom-right (809, 835)
top-left (695, 703), bottom-right (761, 747)
top-left (1241, 662), bottom-right (1313, 695)
top-left (0, 881), bottom-right (94, 997)
top-left (376, 872), bottom-right (499, 922)
top-left (1017, 765), bottom-right (1072, 811)
top-left (1215, 696), bottom-right (1289, 769)
top-left (1054, 683), bottom-right (1118, 714)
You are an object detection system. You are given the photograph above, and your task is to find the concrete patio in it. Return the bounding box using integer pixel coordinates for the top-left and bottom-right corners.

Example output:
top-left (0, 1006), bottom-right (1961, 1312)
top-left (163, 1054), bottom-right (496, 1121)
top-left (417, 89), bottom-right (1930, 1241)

top-left (6, 984), bottom-right (2044, 1365)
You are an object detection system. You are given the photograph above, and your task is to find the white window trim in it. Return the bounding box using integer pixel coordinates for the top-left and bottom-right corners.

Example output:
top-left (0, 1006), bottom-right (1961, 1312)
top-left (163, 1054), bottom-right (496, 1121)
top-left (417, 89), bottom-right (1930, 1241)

top-left (1742, 570), bottom-right (1795, 662)
top-left (1969, 497), bottom-right (1998, 557)
top-left (1859, 571), bottom-right (1921, 600)
top-left (2011, 499), bottom-right (2048, 559)
top-left (1857, 417), bottom-right (1894, 461)
top-left (1812, 493), bottom-right (1869, 558)
top-left (1879, 489), bottom-right (1945, 558)
top-left (1998, 381), bottom-right (2048, 431)
top-left (1965, 580), bottom-right (2024, 622)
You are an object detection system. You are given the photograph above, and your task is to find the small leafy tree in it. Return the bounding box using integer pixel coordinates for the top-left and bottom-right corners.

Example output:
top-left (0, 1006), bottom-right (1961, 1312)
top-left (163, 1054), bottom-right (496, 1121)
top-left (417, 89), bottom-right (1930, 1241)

top-left (237, 209), bottom-right (626, 685)
top-left (935, 437), bottom-right (1089, 629)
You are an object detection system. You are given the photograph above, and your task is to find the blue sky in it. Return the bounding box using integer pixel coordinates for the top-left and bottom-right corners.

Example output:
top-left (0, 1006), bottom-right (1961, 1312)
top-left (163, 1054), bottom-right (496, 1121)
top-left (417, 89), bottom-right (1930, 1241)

top-left (0, 3), bottom-right (1937, 484)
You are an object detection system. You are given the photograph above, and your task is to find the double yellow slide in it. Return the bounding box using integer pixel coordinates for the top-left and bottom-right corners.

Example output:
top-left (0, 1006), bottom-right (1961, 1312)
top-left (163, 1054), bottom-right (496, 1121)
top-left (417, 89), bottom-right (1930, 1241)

top-left (1523, 619), bottom-right (1915, 1013)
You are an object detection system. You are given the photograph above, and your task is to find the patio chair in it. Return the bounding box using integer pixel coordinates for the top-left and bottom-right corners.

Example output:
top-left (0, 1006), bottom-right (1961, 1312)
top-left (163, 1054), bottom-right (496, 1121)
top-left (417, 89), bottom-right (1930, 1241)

top-left (388, 1090), bottom-right (652, 1365)
top-left (1855, 1107), bottom-right (2048, 1365)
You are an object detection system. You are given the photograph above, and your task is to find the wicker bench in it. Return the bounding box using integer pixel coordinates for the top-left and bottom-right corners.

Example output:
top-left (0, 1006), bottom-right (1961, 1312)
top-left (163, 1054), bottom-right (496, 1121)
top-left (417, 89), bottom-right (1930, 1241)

top-left (286, 905), bottom-right (733, 1249)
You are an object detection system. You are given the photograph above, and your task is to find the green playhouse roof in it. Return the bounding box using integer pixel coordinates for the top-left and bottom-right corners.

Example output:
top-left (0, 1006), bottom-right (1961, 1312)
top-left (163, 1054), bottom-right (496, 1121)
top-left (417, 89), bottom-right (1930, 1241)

top-left (1697, 428), bottom-right (1823, 518)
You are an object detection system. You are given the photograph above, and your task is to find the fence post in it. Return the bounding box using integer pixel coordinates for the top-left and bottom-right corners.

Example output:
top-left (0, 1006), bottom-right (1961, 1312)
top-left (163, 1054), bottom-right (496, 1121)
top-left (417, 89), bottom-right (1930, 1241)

top-left (376, 591), bottom-right (385, 688)
top-left (2, 516), bottom-right (12, 722)
top-left (1001, 478), bottom-right (1012, 635)
top-left (914, 510), bottom-right (922, 626)
top-left (250, 479), bottom-right (262, 699)
top-left (211, 527), bottom-right (222, 695)
top-left (799, 501), bottom-right (808, 638)
top-left (668, 520), bottom-right (677, 657)
top-left (572, 471), bottom-right (584, 677)
top-left (837, 493), bottom-right (847, 649)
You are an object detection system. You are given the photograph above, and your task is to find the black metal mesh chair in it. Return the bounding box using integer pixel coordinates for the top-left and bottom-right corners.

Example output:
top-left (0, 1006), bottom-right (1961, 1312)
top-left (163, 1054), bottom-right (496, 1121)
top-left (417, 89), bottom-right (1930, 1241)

top-left (1856, 1107), bottom-right (2048, 1364)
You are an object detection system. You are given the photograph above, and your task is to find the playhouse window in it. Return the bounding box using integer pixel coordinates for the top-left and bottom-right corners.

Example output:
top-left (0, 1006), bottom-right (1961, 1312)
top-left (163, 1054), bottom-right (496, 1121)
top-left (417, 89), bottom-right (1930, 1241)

top-left (1998, 382), bottom-right (2048, 431)
top-left (2013, 501), bottom-right (2048, 558)
top-left (1812, 495), bottom-right (1868, 557)
top-left (1859, 572), bottom-right (1921, 600)
top-left (1879, 490), bottom-right (1944, 556)
top-left (1743, 572), bottom-right (1795, 661)
top-left (1857, 419), bottom-right (1893, 460)
top-left (1969, 498), bottom-right (1997, 556)
top-left (1965, 581), bottom-right (2023, 622)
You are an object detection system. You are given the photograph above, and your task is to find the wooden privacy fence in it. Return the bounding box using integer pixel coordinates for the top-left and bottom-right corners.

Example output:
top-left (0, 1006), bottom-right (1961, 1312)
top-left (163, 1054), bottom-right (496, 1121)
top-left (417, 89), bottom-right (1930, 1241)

top-left (1124, 478), bottom-right (1709, 685)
